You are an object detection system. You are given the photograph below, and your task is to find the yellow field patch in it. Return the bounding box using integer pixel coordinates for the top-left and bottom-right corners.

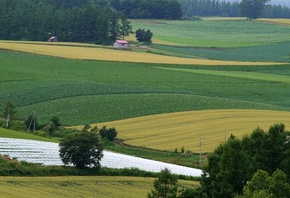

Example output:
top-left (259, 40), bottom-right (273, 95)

top-left (0, 176), bottom-right (197, 198)
top-left (202, 17), bottom-right (247, 21)
top-left (255, 18), bottom-right (290, 25)
top-left (0, 41), bottom-right (282, 66)
top-left (94, 110), bottom-right (290, 153)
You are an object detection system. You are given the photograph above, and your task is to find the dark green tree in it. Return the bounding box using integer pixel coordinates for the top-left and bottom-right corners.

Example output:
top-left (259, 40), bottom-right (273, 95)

top-left (148, 168), bottom-right (179, 198)
top-left (136, 28), bottom-right (153, 43)
top-left (240, 0), bottom-right (270, 19)
top-left (59, 130), bottom-right (103, 169)
top-left (201, 135), bottom-right (251, 197)
top-left (236, 169), bottom-right (290, 198)
top-left (50, 115), bottom-right (61, 132)
top-left (25, 112), bottom-right (39, 132)
top-left (201, 123), bottom-right (290, 197)
top-left (2, 100), bottom-right (17, 128)
top-left (179, 187), bottom-right (207, 198)
top-left (119, 14), bottom-right (132, 40)
top-left (99, 126), bottom-right (117, 141)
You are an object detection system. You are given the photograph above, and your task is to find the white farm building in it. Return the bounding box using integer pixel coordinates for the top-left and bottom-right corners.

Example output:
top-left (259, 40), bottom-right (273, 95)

top-left (114, 40), bottom-right (129, 49)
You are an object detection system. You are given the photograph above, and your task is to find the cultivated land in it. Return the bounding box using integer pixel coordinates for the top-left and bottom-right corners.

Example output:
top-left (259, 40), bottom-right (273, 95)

top-left (1, 18), bottom-right (290, 154)
top-left (0, 18), bottom-right (290, 195)
top-left (0, 41), bottom-right (280, 65)
top-left (0, 176), bottom-right (198, 198)
top-left (95, 110), bottom-right (290, 153)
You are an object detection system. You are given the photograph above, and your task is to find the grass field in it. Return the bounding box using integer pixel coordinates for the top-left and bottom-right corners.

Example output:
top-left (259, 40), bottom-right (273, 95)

top-left (0, 128), bottom-right (59, 143)
top-left (0, 176), bottom-right (198, 198)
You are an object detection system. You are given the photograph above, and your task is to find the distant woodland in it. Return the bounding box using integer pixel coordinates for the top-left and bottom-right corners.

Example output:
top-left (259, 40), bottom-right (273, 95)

top-left (178, 0), bottom-right (290, 18)
top-left (1, 0), bottom-right (290, 43)
top-left (0, 0), bottom-right (182, 43)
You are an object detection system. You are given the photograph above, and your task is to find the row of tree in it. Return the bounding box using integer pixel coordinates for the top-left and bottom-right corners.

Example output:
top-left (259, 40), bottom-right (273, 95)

top-left (147, 123), bottom-right (290, 198)
top-left (201, 123), bottom-right (290, 197)
top-left (0, 1), bottom-right (135, 44)
top-left (179, 0), bottom-right (290, 19)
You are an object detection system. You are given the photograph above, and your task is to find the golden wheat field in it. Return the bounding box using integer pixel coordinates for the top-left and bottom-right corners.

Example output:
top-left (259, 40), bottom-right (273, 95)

top-left (93, 110), bottom-right (290, 153)
top-left (256, 18), bottom-right (290, 25)
top-left (0, 176), bottom-right (197, 198)
top-left (0, 41), bottom-right (282, 66)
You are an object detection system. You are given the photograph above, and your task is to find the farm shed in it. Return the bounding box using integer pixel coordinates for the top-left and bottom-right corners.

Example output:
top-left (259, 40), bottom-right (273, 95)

top-left (48, 36), bottom-right (59, 42)
top-left (113, 40), bottom-right (128, 49)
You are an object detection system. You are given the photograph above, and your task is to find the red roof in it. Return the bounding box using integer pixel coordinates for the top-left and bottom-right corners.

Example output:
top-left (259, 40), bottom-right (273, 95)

top-left (116, 40), bottom-right (128, 44)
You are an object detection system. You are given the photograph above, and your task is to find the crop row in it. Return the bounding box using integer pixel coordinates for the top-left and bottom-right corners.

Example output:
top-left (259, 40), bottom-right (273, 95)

top-left (1, 50), bottom-right (290, 125)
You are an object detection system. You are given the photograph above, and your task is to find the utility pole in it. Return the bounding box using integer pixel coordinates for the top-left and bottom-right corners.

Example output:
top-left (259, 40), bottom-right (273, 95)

top-left (199, 138), bottom-right (203, 166)
top-left (27, 111), bottom-right (36, 133)
top-left (6, 113), bottom-right (10, 128)
top-left (33, 111), bottom-right (36, 133)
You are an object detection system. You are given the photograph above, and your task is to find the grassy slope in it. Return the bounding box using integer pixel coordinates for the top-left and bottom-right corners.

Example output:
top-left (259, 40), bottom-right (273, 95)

top-left (0, 176), bottom-right (198, 198)
top-left (0, 128), bottom-right (59, 143)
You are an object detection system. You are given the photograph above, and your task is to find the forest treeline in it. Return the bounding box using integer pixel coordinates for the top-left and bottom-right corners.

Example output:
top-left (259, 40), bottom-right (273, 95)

top-left (178, 0), bottom-right (290, 18)
top-left (1, 0), bottom-right (290, 43)
top-left (0, 0), bottom-right (181, 43)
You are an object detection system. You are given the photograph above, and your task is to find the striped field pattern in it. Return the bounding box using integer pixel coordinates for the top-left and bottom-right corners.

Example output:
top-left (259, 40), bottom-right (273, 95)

top-left (0, 41), bottom-right (282, 65)
top-left (94, 110), bottom-right (290, 153)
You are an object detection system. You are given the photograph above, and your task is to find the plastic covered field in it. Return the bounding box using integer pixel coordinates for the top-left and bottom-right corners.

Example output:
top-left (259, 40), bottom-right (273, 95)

top-left (0, 138), bottom-right (202, 177)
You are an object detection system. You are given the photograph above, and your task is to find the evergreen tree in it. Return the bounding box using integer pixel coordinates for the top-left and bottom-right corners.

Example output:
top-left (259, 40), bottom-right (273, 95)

top-left (2, 100), bottom-right (17, 128)
top-left (148, 168), bottom-right (179, 198)
top-left (240, 0), bottom-right (270, 19)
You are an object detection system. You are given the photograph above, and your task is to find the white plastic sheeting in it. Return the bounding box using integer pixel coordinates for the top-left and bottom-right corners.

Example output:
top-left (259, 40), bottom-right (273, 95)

top-left (0, 138), bottom-right (202, 177)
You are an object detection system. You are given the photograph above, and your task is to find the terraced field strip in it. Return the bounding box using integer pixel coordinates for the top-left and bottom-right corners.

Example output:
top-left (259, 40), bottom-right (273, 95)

top-left (0, 176), bottom-right (198, 198)
top-left (202, 17), bottom-right (246, 21)
top-left (157, 67), bottom-right (290, 83)
top-left (0, 41), bottom-right (282, 65)
top-left (256, 18), bottom-right (290, 25)
top-left (95, 110), bottom-right (290, 153)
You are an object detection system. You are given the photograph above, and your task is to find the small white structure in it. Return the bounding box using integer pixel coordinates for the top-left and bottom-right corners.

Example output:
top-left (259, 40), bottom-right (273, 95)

top-left (48, 36), bottom-right (59, 42)
top-left (113, 40), bottom-right (128, 49)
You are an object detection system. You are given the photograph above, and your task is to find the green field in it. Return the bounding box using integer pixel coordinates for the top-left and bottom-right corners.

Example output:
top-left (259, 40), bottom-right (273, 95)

top-left (1, 49), bottom-right (290, 126)
top-left (131, 19), bottom-right (290, 62)
top-left (1, 18), bottom-right (290, 152)
top-left (0, 176), bottom-right (198, 198)
top-left (131, 19), bottom-right (290, 47)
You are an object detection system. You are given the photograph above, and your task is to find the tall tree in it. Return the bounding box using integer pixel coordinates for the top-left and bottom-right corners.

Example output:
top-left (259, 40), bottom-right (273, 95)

top-left (119, 14), bottom-right (132, 40)
top-left (2, 100), bottom-right (17, 128)
top-left (240, 0), bottom-right (270, 19)
top-left (59, 129), bottom-right (103, 169)
top-left (201, 123), bottom-right (290, 197)
top-left (148, 168), bottom-right (179, 198)
top-left (236, 169), bottom-right (290, 198)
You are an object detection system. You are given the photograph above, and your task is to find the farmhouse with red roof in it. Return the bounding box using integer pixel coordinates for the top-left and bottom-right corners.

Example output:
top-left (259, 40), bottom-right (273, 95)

top-left (113, 40), bottom-right (129, 49)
